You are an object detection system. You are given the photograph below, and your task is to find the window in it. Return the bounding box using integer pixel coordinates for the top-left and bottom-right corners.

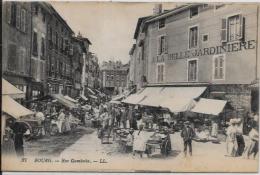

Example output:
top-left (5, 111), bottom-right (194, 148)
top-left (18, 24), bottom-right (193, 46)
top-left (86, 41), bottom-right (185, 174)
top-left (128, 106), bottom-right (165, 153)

top-left (190, 6), bottom-right (198, 18)
top-left (19, 47), bottom-right (26, 73)
top-left (213, 54), bottom-right (225, 80)
top-left (8, 44), bottom-right (17, 71)
top-left (157, 63), bottom-right (165, 83)
top-left (55, 32), bottom-right (59, 50)
top-left (202, 34), bottom-right (208, 42)
top-left (32, 31), bottom-right (38, 56)
top-left (10, 3), bottom-right (17, 26)
top-left (158, 18), bottom-right (165, 29)
top-left (34, 5), bottom-right (38, 15)
top-left (16, 5), bottom-right (20, 29)
top-left (221, 14), bottom-right (244, 42)
top-left (41, 37), bottom-right (45, 58)
top-left (20, 9), bottom-right (26, 32)
top-left (42, 11), bottom-right (46, 23)
top-left (157, 35), bottom-right (167, 55)
top-left (188, 59), bottom-right (198, 81)
top-left (189, 26), bottom-right (198, 49)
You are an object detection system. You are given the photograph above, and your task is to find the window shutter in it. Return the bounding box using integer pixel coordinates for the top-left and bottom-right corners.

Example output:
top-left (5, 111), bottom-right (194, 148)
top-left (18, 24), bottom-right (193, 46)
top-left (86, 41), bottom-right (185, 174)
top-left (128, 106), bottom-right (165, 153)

top-left (157, 37), bottom-right (161, 55)
top-left (16, 5), bottom-right (21, 29)
top-left (24, 10), bottom-right (27, 33)
top-left (238, 14), bottom-right (244, 40)
top-left (6, 2), bottom-right (11, 24)
top-left (164, 36), bottom-right (168, 54)
top-left (221, 18), bottom-right (227, 42)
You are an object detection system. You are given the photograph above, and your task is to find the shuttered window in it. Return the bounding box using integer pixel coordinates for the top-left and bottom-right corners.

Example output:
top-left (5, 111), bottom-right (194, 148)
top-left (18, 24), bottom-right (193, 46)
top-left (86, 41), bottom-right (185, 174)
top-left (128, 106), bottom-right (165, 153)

top-left (189, 26), bottom-right (198, 49)
top-left (10, 3), bottom-right (17, 27)
top-left (157, 35), bottom-right (167, 55)
top-left (221, 14), bottom-right (244, 42)
top-left (8, 44), bottom-right (17, 71)
top-left (32, 31), bottom-right (38, 56)
top-left (213, 54), bottom-right (225, 80)
top-left (188, 59), bottom-right (198, 82)
top-left (41, 37), bottom-right (45, 58)
top-left (20, 9), bottom-right (26, 32)
top-left (157, 63), bottom-right (165, 83)
top-left (16, 5), bottom-right (21, 29)
top-left (6, 2), bottom-right (11, 24)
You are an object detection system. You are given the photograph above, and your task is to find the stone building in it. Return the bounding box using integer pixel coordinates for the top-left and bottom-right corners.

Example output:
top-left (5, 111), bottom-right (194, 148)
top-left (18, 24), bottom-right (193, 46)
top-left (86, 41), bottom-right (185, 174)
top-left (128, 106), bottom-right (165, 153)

top-left (45, 4), bottom-right (74, 96)
top-left (71, 34), bottom-right (91, 97)
top-left (101, 60), bottom-right (129, 95)
top-left (30, 2), bottom-right (51, 99)
top-left (129, 3), bottom-right (259, 120)
top-left (2, 2), bottom-right (32, 102)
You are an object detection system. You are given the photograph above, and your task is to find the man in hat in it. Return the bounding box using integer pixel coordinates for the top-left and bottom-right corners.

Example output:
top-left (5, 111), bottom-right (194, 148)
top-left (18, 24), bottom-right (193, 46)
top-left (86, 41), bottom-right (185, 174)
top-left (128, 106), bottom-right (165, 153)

top-left (225, 119), bottom-right (238, 157)
top-left (181, 121), bottom-right (195, 157)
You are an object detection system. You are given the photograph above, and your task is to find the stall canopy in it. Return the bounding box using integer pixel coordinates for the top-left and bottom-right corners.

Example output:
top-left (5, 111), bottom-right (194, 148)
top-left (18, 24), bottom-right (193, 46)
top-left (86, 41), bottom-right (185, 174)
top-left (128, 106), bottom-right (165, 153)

top-left (191, 98), bottom-right (227, 116)
top-left (2, 79), bottom-right (25, 99)
top-left (80, 94), bottom-right (88, 101)
top-left (2, 95), bottom-right (34, 119)
top-left (87, 88), bottom-right (96, 95)
top-left (64, 95), bottom-right (78, 103)
top-left (51, 94), bottom-right (78, 109)
top-left (135, 86), bottom-right (206, 112)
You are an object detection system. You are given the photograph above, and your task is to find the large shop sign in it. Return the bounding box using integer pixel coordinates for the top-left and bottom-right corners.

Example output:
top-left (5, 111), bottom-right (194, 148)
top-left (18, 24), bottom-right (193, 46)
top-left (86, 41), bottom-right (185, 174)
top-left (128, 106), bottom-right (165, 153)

top-left (156, 40), bottom-right (256, 62)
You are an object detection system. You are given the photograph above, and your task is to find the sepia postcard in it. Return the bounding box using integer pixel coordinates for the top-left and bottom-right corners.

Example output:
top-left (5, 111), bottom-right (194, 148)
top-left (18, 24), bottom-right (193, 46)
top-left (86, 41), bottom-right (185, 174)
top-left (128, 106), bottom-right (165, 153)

top-left (1, 0), bottom-right (259, 173)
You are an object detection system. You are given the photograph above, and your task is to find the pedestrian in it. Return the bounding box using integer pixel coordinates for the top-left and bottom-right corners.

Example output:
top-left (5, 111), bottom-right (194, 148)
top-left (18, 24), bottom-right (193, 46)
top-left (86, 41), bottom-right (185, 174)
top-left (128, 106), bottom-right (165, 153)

top-left (161, 127), bottom-right (172, 156)
top-left (57, 109), bottom-right (65, 133)
top-left (211, 120), bottom-right (218, 137)
top-left (243, 124), bottom-right (259, 159)
top-left (2, 120), bottom-right (16, 156)
top-left (133, 124), bottom-right (146, 158)
top-left (181, 121), bottom-right (195, 157)
top-left (35, 109), bottom-right (45, 136)
top-left (121, 107), bottom-right (127, 129)
top-left (10, 122), bottom-right (27, 157)
top-left (128, 106), bottom-right (134, 128)
top-left (64, 112), bottom-right (71, 134)
top-left (115, 106), bottom-right (121, 127)
top-left (225, 119), bottom-right (238, 157)
top-left (125, 128), bottom-right (134, 152)
top-left (235, 118), bottom-right (245, 156)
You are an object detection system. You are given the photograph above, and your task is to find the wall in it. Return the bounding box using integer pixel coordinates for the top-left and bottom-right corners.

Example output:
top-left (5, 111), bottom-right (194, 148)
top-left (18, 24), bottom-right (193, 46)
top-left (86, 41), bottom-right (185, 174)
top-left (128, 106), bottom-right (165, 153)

top-left (147, 4), bottom-right (259, 85)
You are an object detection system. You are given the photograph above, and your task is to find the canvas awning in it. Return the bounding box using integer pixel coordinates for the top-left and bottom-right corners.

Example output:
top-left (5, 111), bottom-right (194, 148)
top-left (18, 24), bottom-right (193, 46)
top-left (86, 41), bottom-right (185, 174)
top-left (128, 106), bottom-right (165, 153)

top-left (89, 94), bottom-right (98, 99)
top-left (2, 79), bottom-right (25, 99)
top-left (51, 94), bottom-right (78, 109)
top-left (80, 95), bottom-right (88, 101)
top-left (87, 88), bottom-right (96, 95)
top-left (64, 95), bottom-right (78, 103)
top-left (136, 86), bottom-right (206, 112)
top-left (2, 95), bottom-right (34, 119)
top-left (112, 94), bottom-right (125, 101)
top-left (191, 98), bottom-right (227, 116)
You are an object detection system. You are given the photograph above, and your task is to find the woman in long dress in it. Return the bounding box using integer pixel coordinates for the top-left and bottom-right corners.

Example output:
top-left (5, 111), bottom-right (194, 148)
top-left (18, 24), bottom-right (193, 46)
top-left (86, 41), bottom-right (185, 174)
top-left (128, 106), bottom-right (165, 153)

top-left (133, 124), bottom-right (146, 158)
top-left (226, 119), bottom-right (238, 157)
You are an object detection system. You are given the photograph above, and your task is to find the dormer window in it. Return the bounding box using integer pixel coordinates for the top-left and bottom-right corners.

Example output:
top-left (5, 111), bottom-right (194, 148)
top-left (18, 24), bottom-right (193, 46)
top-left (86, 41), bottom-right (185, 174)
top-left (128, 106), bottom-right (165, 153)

top-left (190, 6), bottom-right (198, 18)
top-left (159, 18), bottom-right (165, 29)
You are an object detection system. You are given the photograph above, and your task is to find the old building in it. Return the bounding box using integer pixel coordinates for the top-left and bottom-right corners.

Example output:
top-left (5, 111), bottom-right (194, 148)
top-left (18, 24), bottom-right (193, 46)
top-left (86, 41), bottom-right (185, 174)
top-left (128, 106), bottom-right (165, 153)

top-left (71, 34), bottom-right (91, 98)
top-left (2, 2), bottom-right (32, 102)
top-left (30, 2), bottom-right (51, 99)
top-left (45, 4), bottom-right (74, 96)
top-left (101, 60), bottom-right (128, 95)
top-left (129, 3), bottom-right (259, 119)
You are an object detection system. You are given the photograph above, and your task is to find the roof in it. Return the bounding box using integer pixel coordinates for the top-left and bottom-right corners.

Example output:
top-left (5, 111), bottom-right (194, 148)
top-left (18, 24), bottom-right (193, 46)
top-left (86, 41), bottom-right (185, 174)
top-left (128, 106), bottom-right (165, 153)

top-left (2, 79), bottom-right (25, 99)
top-left (133, 16), bottom-right (151, 39)
top-left (2, 96), bottom-right (34, 119)
top-left (45, 2), bottom-right (74, 34)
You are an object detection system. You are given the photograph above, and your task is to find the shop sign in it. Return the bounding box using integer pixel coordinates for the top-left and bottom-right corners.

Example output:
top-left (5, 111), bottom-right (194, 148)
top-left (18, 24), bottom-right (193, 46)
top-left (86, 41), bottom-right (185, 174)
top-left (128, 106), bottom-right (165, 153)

top-left (167, 40), bottom-right (256, 61)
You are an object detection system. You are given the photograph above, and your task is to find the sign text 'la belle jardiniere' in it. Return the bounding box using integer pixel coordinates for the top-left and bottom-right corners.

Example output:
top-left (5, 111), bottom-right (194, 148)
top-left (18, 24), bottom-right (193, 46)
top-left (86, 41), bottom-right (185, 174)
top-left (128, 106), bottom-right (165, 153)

top-left (155, 40), bottom-right (256, 62)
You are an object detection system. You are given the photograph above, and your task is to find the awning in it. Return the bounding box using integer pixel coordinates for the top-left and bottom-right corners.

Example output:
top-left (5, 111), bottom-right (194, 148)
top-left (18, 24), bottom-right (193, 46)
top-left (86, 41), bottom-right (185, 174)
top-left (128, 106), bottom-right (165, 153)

top-left (51, 94), bottom-right (78, 109)
top-left (160, 98), bottom-right (196, 113)
top-left (89, 94), bottom-right (98, 99)
top-left (2, 79), bottom-right (25, 99)
top-left (64, 95), bottom-right (78, 103)
top-left (80, 95), bottom-right (88, 101)
top-left (191, 98), bottom-right (227, 116)
top-left (136, 86), bottom-right (206, 111)
top-left (87, 88), bottom-right (96, 95)
top-left (2, 95), bottom-right (34, 119)
top-left (122, 87), bottom-right (162, 105)
top-left (109, 100), bottom-right (121, 104)
top-left (112, 94), bottom-right (125, 101)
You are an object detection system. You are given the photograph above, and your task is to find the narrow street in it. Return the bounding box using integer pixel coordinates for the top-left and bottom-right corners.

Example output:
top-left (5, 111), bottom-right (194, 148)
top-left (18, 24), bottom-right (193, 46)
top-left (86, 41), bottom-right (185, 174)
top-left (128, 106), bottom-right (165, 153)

top-left (59, 130), bottom-right (258, 172)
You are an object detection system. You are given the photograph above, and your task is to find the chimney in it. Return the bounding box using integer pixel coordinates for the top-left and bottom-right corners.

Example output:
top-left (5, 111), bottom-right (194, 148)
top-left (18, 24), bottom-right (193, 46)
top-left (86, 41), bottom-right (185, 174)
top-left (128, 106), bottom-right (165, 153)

top-left (153, 4), bottom-right (162, 15)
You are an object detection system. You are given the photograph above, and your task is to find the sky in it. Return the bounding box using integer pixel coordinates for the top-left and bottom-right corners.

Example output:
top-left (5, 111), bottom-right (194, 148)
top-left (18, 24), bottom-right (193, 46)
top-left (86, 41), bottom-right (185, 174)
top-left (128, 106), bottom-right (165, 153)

top-left (50, 2), bottom-right (177, 64)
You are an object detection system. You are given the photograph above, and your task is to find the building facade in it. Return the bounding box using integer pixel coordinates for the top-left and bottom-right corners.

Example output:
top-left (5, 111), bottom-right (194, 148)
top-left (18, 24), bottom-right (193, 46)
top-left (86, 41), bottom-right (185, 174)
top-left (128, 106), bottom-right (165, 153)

top-left (45, 4), bottom-right (74, 96)
top-left (101, 60), bottom-right (129, 95)
top-left (131, 3), bottom-right (260, 118)
top-left (2, 2), bottom-right (32, 102)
